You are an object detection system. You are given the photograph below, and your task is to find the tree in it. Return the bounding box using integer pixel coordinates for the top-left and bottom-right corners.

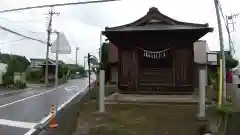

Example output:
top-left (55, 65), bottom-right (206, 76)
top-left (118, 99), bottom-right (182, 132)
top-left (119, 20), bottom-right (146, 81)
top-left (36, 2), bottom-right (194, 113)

top-left (66, 64), bottom-right (85, 75)
top-left (0, 54), bottom-right (30, 72)
top-left (218, 52), bottom-right (239, 69)
top-left (59, 63), bottom-right (69, 78)
top-left (76, 65), bottom-right (85, 74)
top-left (226, 57), bottom-right (238, 69)
top-left (0, 54), bottom-right (30, 85)
top-left (3, 58), bottom-right (15, 85)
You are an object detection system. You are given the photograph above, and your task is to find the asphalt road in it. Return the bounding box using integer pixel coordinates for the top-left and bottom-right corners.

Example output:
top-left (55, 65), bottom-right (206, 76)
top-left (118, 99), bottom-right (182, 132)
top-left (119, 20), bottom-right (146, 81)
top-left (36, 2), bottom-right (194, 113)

top-left (236, 89), bottom-right (240, 108)
top-left (0, 77), bottom-right (91, 135)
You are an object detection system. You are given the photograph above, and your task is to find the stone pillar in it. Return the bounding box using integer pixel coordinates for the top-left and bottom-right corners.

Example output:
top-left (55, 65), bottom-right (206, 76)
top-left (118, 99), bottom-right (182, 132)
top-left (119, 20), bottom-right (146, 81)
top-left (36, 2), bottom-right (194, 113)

top-left (99, 70), bottom-right (105, 113)
top-left (198, 65), bottom-right (207, 118)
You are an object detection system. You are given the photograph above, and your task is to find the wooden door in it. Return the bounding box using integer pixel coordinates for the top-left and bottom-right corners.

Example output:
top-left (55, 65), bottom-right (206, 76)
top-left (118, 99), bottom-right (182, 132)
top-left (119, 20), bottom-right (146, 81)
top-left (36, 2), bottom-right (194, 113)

top-left (173, 49), bottom-right (193, 87)
top-left (119, 50), bottom-right (133, 86)
top-left (119, 49), bottom-right (138, 90)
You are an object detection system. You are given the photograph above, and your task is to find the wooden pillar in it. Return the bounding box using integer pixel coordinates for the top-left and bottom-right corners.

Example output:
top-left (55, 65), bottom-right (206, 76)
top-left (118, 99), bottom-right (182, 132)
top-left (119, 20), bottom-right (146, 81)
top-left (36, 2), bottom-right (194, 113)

top-left (132, 47), bottom-right (139, 91)
top-left (117, 47), bottom-right (121, 92)
top-left (173, 49), bottom-right (180, 87)
top-left (172, 49), bottom-right (176, 88)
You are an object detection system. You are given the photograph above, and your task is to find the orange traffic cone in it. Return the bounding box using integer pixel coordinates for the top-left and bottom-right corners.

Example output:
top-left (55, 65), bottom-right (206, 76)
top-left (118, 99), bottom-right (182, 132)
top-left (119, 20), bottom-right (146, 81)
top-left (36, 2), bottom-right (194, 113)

top-left (49, 104), bottom-right (58, 128)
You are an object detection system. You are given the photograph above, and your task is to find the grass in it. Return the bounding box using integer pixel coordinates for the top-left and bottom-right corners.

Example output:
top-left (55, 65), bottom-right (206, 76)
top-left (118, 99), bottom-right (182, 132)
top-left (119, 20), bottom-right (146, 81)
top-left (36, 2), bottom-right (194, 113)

top-left (75, 103), bottom-right (201, 135)
top-left (73, 85), bottom-right (213, 135)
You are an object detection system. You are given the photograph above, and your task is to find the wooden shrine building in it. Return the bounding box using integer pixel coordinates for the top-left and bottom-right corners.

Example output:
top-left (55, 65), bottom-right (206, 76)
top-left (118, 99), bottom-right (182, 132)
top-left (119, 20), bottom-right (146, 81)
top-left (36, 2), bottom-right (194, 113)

top-left (103, 7), bottom-right (213, 94)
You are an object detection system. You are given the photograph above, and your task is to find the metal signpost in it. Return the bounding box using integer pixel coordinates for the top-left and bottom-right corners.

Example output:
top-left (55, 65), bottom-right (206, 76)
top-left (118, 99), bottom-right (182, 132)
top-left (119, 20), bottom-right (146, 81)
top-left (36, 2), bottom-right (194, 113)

top-left (55, 32), bottom-right (60, 87)
top-left (51, 32), bottom-right (71, 87)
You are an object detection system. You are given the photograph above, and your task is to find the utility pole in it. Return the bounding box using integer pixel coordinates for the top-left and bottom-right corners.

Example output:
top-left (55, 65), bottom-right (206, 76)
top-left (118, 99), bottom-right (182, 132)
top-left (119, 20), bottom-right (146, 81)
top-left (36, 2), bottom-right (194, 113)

top-left (214, 0), bottom-right (226, 103)
top-left (226, 16), bottom-right (232, 56)
top-left (76, 46), bottom-right (79, 67)
top-left (45, 8), bottom-right (59, 85)
top-left (88, 53), bottom-right (91, 95)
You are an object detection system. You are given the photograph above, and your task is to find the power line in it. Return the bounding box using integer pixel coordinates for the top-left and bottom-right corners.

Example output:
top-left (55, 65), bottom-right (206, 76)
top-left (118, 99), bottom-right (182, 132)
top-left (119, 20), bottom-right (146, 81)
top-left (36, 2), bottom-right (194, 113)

top-left (218, 4), bottom-right (230, 36)
top-left (0, 17), bottom-right (46, 35)
top-left (0, 25), bottom-right (45, 44)
top-left (12, 12), bottom-right (47, 16)
top-left (0, 17), bottom-right (47, 24)
top-left (0, 38), bottom-right (26, 44)
top-left (0, 10), bottom-right (47, 16)
top-left (218, 0), bottom-right (239, 56)
top-left (7, 20), bottom-right (46, 24)
top-left (226, 12), bottom-right (240, 56)
top-left (0, 0), bottom-right (120, 13)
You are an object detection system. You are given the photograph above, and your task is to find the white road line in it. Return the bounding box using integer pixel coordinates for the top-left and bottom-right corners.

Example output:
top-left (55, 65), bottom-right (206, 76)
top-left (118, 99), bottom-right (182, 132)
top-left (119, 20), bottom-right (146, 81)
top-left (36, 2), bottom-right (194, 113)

top-left (24, 84), bottom-right (91, 135)
top-left (0, 88), bottom-right (33, 96)
top-left (0, 119), bottom-right (37, 129)
top-left (0, 88), bottom-right (56, 108)
top-left (24, 128), bottom-right (36, 135)
top-left (24, 80), bottom-right (95, 135)
top-left (58, 85), bottom-right (86, 111)
top-left (64, 86), bottom-right (78, 92)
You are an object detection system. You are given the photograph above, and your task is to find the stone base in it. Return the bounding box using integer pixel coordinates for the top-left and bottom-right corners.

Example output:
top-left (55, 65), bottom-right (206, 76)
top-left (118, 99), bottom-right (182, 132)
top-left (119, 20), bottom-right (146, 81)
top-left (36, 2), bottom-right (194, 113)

top-left (196, 115), bottom-right (220, 134)
top-left (196, 115), bottom-right (208, 122)
top-left (92, 111), bottom-right (108, 116)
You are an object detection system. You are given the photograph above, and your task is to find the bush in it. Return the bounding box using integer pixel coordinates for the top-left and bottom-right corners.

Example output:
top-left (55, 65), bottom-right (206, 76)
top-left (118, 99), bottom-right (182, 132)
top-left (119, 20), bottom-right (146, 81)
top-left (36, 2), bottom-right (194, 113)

top-left (3, 71), bottom-right (14, 85)
top-left (14, 80), bottom-right (26, 89)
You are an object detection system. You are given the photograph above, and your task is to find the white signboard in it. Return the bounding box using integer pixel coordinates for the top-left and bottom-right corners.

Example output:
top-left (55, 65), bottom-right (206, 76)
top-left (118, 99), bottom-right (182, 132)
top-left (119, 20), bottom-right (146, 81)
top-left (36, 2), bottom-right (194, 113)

top-left (51, 33), bottom-right (71, 54)
top-left (207, 53), bottom-right (218, 65)
top-left (194, 40), bottom-right (208, 64)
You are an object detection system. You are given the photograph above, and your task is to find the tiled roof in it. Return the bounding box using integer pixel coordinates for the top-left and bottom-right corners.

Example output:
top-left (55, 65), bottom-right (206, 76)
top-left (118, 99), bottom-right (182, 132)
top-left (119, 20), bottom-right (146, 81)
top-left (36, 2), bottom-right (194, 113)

top-left (104, 7), bottom-right (213, 32)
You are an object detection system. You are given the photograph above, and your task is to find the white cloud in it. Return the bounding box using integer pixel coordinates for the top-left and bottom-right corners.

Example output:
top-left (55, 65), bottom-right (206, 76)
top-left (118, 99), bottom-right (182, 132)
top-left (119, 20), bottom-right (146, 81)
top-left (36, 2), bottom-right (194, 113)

top-left (0, 0), bottom-right (240, 64)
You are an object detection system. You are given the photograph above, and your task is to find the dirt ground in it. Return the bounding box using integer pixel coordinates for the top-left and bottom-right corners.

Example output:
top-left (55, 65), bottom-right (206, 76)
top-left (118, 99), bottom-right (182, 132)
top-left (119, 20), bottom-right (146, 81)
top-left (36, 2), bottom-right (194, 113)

top-left (75, 103), bottom-right (202, 135)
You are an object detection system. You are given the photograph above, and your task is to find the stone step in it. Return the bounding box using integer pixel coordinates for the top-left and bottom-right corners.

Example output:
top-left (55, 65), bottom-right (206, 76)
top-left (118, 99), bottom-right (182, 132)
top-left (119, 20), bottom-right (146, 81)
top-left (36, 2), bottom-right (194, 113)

top-left (139, 80), bottom-right (173, 86)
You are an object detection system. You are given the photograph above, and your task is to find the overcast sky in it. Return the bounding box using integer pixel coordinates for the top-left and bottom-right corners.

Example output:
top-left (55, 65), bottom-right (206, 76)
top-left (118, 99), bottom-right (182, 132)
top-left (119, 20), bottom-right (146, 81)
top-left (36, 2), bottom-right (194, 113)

top-left (0, 0), bottom-right (239, 65)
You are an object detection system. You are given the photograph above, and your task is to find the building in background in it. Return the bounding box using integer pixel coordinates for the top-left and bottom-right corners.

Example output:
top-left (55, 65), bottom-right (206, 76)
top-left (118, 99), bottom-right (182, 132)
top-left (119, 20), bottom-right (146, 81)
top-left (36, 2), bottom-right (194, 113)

top-left (0, 63), bottom-right (7, 84)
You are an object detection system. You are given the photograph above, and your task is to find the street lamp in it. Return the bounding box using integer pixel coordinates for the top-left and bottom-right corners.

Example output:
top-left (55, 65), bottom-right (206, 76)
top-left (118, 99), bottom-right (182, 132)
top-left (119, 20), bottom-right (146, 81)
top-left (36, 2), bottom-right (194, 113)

top-left (76, 46), bottom-right (79, 66)
top-left (83, 56), bottom-right (87, 70)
